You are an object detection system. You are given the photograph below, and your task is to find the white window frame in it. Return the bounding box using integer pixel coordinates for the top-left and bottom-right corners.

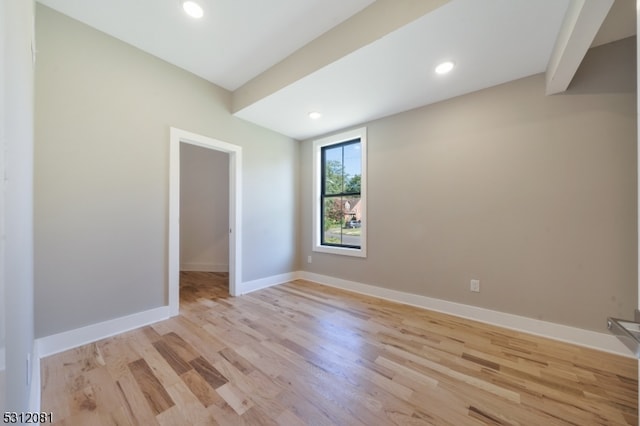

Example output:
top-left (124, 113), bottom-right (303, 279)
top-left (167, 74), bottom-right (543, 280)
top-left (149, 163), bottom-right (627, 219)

top-left (312, 127), bottom-right (367, 258)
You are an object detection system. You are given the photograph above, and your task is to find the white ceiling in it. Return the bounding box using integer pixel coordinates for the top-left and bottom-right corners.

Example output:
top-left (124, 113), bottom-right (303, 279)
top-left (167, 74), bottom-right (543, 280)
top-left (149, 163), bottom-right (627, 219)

top-left (236, 0), bottom-right (571, 139)
top-left (36, 0), bottom-right (376, 91)
top-left (37, 0), bottom-right (635, 140)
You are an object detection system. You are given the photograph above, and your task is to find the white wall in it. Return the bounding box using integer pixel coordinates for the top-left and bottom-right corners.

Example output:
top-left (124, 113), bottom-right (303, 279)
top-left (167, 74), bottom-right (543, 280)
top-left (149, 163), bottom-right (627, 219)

top-left (34, 5), bottom-right (298, 337)
top-left (2, 0), bottom-right (35, 413)
top-left (180, 144), bottom-right (229, 272)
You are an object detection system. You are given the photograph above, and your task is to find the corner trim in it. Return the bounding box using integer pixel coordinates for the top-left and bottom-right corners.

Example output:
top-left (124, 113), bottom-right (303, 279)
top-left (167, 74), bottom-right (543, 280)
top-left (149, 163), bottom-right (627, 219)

top-left (35, 306), bottom-right (170, 359)
top-left (297, 271), bottom-right (633, 358)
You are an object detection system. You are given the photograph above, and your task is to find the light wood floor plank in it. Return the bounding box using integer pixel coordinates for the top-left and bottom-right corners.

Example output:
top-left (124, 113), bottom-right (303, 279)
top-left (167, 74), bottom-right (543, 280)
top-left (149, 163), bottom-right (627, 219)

top-left (41, 272), bottom-right (638, 425)
top-left (113, 369), bottom-right (160, 426)
top-left (128, 359), bottom-right (174, 416)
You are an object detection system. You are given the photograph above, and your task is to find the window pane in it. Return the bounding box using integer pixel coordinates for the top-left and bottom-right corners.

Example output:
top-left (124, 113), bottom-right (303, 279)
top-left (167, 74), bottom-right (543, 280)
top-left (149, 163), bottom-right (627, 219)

top-left (322, 197), bottom-right (343, 244)
top-left (342, 195), bottom-right (362, 247)
top-left (322, 195), bottom-right (361, 248)
top-left (323, 145), bottom-right (344, 195)
top-left (343, 143), bottom-right (361, 193)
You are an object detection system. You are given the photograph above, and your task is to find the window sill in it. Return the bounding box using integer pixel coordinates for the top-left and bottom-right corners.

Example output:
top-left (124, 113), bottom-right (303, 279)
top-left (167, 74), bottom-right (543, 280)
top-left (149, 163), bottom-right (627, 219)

top-left (313, 244), bottom-right (366, 258)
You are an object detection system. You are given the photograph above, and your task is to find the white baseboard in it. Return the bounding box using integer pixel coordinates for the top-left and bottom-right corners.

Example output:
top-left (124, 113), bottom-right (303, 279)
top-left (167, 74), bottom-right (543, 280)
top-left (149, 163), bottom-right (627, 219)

top-left (33, 268), bottom-right (295, 359)
top-left (28, 267), bottom-right (633, 408)
top-left (36, 306), bottom-right (170, 359)
top-left (297, 271), bottom-right (633, 358)
top-left (31, 306), bottom-right (169, 412)
top-left (180, 263), bottom-right (229, 272)
top-left (239, 272), bottom-right (298, 295)
top-left (31, 268), bottom-right (291, 359)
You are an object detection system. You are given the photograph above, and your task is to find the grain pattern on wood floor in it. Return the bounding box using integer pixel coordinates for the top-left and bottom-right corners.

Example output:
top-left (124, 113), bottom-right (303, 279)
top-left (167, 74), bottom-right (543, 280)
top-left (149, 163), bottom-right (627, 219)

top-left (41, 271), bottom-right (638, 425)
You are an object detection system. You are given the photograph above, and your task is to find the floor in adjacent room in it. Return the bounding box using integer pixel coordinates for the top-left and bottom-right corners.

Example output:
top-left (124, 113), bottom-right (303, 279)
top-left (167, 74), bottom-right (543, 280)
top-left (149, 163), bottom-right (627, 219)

top-left (41, 271), bottom-right (638, 425)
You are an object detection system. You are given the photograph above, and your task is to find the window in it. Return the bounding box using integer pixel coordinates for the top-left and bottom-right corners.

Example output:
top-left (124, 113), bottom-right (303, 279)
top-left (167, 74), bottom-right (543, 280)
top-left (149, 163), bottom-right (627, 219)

top-left (313, 127), bottom-right (367, 257)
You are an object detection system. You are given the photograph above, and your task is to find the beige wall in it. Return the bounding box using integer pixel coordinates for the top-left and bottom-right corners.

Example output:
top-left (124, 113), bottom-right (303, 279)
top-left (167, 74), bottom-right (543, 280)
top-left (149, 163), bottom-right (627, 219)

top-left (3, 0), bottom-right (35, 411)
top-left (180, 144), bottom-right (229, 272)
top-left (300, 37), bottom-right (637, 333)
top-left (34, 5), bottom-right (298, 337)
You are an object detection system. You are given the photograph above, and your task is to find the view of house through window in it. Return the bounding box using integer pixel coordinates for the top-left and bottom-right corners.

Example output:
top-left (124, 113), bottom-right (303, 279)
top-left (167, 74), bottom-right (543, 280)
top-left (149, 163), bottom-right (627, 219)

top-left (321, 140), bottom-right (362, 248)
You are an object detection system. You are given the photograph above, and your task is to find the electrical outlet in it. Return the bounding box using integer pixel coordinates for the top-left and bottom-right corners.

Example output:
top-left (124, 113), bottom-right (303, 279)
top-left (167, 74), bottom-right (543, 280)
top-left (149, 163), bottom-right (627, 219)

top-left (307, 256), bottom-right (312, 264)
top-left (470, 279), bottom-right (480, 292)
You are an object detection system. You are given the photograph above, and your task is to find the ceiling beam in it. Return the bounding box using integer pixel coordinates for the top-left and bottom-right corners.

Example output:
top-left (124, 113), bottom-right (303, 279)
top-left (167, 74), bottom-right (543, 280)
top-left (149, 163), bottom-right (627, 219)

top-left (231, 0), bottom-right (451, 114)
top-left (545, 0), bottom-right (613, 95)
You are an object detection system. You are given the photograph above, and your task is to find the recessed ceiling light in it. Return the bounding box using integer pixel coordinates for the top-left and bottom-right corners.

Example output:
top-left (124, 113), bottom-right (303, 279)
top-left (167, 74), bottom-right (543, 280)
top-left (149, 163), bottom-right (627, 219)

top-left (435, 61), bottom-right (455, 75)
top-left (182, 1), bottom-right (204, 19)
top-left (308, 112), bottom-right (322, 120)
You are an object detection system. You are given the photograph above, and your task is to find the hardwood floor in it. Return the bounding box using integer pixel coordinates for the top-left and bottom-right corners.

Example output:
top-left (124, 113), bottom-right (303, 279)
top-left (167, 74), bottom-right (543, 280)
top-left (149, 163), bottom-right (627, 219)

top-left (41, 272), bottom-right (638, 425)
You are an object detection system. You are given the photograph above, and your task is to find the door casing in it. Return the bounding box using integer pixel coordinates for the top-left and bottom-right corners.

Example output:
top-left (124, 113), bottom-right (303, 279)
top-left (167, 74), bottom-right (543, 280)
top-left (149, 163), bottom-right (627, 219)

top-left (169, 127), bottom-right (242, 316)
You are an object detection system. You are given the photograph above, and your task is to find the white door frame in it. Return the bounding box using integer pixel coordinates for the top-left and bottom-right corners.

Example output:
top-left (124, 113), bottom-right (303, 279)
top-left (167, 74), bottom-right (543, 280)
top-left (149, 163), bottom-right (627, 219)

top-left (169, 127), bottom-right (242, 316)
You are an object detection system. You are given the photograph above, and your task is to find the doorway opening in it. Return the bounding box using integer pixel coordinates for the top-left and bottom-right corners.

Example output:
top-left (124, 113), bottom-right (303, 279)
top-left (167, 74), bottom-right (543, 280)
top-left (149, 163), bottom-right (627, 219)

top-left (168, 128), bottom-right (242, 316)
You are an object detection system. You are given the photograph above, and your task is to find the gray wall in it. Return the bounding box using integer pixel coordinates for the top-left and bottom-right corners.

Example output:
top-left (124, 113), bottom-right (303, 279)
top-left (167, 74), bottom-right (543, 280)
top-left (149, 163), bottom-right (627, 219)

top-left (34, 5), bottom-right (298, 338)
top-left (3, 0), bottom-right (35, 412)
top-left (300, 37), bottom-right (637, 333)
top-left (180, 144), bottom-right (229, 272)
